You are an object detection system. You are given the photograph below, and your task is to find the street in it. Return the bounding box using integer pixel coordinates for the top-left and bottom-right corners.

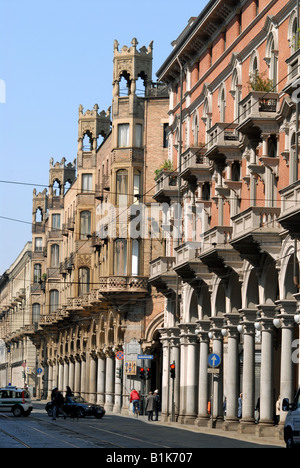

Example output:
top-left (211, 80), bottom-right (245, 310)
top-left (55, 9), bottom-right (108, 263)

top-left (0, 401), bottom-right (284, 452)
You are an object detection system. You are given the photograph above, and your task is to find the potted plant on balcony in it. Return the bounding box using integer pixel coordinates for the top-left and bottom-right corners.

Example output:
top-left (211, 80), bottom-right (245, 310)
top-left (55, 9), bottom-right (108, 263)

top-left (154, 159), bottom-right (174, 180)
top-left (247, 71), bottom-right (274, 92)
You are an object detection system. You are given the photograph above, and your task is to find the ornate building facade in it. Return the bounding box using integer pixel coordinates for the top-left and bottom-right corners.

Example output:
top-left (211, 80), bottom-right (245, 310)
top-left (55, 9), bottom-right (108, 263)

top-left (0, 0), bottom-right (300, 441)
top-left (18, 38), bottom-right (168, 410)
top-left (150, 0), bottom-right (300, 436)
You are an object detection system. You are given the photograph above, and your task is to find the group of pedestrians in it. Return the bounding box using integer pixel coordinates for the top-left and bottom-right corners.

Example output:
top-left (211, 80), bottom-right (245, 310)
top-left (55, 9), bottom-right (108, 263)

top-left (130, 389), bottom-right (161, 421)
top-left (51, 386), bottom-right (73, 420)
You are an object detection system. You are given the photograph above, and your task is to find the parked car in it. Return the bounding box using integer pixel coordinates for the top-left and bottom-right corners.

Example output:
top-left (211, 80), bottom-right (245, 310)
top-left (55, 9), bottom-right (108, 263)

top-left (45, 395), bottom-right (105, 419)
top-left (0, 386), bottom-right (33, 417)
top-left (282, 388), bottom-right (300, 448)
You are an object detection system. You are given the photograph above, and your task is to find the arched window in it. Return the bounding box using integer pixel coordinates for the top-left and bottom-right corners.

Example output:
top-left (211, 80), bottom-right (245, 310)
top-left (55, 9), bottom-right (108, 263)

top-left (133, 169), bottom-right (141, 204)
top-left (114, 239), bottom-right (127, 276)
top-left (218, 86), bottom-right (226, 122)
top-left (132, 239), bottom-right (140, 276)
top-left (266, 33), bottom-right (278, 90)
top-left (80, 211), bottom-right (91, 239)
top-left (78, 267), bottom-right (90, 296)
top-left (116, 170), bottom-right (128, 206)
top-left (268, 135), bottom-right (277, 157)
top-left (33, 264), bottom-right (42, 283)
top-left (50, 244), bottom-right (59, 267)
top-left (50, 290), bottom-right (59, 313)
top-left (32, 303), bottom-right (40, 324)
top-left (192, 112), bottom-right (199, 146)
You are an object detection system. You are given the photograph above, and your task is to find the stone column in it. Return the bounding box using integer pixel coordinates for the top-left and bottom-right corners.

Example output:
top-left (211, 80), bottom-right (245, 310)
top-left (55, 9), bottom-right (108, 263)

top-left (223, 313), bottom-right (240, 427)
top-left (196, 320), bottom-right (210, 426)
top-left (89, 353), bottom-right (97, 404)
top-left (257, 304), bottom-right (275, 425)
top-left (169, 328), bottom-right (180, 422)
top-left (114, 351), bottom-right (123, 413)
top-left (239, 309), bottom-right (257, 427)
top-left (158, 329), bottom-right (170, 422)
top-left (68, 357), bottom-right (75, 392)
top-left (105, 348), bottom-right (115, 411)
top-left (97, 351), bottom-right (106, 405)
top-left (209, 317), bottom-right (224, 424)
top-left (80, 354), bottom-right (86, 398)
top-left (179, 324), bottom-right (198, 424)
top-left (293, 292), bottom-right (300, 388)
top-left (63, 358), bottom-right (69, 394)
top-left (276, 299), bottom-right (297, 424)
top-left (58, 359), bottom-right (64, 391)
top-left (74, 356), bottom-right (81, 396)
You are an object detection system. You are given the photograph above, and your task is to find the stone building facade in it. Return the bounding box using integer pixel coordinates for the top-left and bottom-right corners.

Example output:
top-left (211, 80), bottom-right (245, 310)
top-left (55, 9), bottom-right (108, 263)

top-left (0, 242), bottom-right (38, 392)
top-left (0, 0), bottom-right (300, 440)
top-left (149, 0), bottom-right (300, 435)
top-left (23, 38), bottom-right (168, 407)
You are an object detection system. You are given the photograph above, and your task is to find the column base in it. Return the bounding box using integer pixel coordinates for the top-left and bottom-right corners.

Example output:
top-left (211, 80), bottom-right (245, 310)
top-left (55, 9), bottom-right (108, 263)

top-left (222, 419), bottom-right (239, 431)
top-left (195, 415), bottom-right (210, 427)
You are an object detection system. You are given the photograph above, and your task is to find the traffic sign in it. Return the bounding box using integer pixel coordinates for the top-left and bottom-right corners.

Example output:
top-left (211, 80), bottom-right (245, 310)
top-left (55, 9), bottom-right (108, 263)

top-left (208, 353), bottom-right (221, 368)
top-left (137, 354), bottom-right (153, 360)
top-left (116, 351), bottom-right (124, 360)
top-left (37, 368), bottom-right (43, 374)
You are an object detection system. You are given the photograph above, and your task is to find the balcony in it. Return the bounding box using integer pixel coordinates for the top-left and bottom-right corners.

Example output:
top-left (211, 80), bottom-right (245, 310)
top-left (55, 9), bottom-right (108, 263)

top-left (98, 276), bottom-right (149, 297)
top-left (153, 171), bottom-right (178, 203)
top-left (205, 123), bottom-right (240, 164)
top-left (198, 226), bottom-right (243, 279)
top-left (149, 256), bottom-right (177, 292)
top-left (278, 179), bottom-right (300, 237)
top-left (174, 242), bottom-right (212, 285)
top-left (237, 91), bottom-right (279, 138)
top-left (231, 206), bottom-right (281, 267)
top-left (180, 148), bottom-right (211, 184)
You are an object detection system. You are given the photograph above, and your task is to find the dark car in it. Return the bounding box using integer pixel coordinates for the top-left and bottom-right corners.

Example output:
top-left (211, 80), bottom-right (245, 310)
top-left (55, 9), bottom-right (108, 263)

top-left (45, 395), bottom-right (105, 419)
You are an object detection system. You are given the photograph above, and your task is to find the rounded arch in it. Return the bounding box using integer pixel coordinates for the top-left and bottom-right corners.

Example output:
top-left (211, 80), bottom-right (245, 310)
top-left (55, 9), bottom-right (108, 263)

top-left (144, 312), bottom-right (164, 345)
top-left (288, 9), bottom-right (298, 54)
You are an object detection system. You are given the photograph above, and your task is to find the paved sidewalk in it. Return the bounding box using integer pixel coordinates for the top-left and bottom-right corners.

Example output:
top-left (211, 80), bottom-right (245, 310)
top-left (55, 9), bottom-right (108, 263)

top-left (111, 411), bottom-right (286, 448)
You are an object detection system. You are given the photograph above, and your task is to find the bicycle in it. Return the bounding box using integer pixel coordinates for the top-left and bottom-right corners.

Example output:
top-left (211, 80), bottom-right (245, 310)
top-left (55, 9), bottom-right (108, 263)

top-left (133, 400), bottom-right (140, 418)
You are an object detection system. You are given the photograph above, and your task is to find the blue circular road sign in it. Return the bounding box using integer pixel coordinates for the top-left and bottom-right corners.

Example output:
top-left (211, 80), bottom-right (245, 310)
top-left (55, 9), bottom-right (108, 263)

top-left (208, 353), bottom-right (221, 368)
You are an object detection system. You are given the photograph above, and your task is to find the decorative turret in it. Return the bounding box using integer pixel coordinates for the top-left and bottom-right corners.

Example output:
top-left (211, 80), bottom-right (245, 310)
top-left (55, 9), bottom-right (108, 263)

top-left (77, 104), bottom-right (111, 168)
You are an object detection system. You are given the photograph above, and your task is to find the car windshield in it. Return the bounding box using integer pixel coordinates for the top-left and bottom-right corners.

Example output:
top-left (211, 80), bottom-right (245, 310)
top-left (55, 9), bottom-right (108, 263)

top-left (68, 396), bottom-right (88, 404)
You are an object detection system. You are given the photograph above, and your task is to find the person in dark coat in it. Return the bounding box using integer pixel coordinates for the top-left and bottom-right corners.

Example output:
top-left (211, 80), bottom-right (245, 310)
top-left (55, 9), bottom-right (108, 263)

top-left (154, 390), bottom-right (161, 421)
top-left (145, 391), bottom-right (156, 421)
top-left (52, 388), bottom-right (67, 420)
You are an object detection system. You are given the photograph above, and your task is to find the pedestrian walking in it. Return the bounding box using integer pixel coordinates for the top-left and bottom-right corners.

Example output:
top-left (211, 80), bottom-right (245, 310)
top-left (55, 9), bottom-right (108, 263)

top-left (154, 390), bottom-right (161, 421)
top-left (145, 391), bottom-right (156, 421)
top-left (130, 388), bottom-right (140, 415)
top-left (238, 393), bottom-right (243, 419)
top-left (52, 388), bottom-right (67, 420)
top-left (65, 386), bottom-right (73, 402)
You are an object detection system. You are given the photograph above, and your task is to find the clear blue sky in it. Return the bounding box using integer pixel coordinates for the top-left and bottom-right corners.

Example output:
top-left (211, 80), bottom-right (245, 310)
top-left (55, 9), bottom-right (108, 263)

top-left (0, 0), bottom-right (206, 273)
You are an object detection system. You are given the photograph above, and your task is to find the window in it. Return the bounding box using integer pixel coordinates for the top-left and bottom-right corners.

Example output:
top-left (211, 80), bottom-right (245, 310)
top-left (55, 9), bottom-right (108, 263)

top-left (114, 239), bottom-right (127, 275)
top-left (50, 290), bottom-right (59, 313)
top-left (52, 214), bottom-right (61, 230)
top-left (78, 267), bottom-right (90, 296)
top-left (50, 244), bottom-right (60, 267)
top-left (82, 174), bottom-right (93, 192)
top-left (163, 123), bottom-right (169, 148)
top-left (32, 303), bottom-right (40, 324)
top-left (35, 237), bottom-right (43, 252)
top-left (135, 124), bottom-right (143, 147)
top-left (132, 240), bottom-right (140, 276)
top-left (118, 124), bottom-right (129, 147)
top-left (133, 169), bottom-right (141, 204)
top-left (34, 264), bottom-right (42, 283)
top-left (80, 211), bottom-right (91, 239)
top-left (116, 170), bottom-right (128, 206)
